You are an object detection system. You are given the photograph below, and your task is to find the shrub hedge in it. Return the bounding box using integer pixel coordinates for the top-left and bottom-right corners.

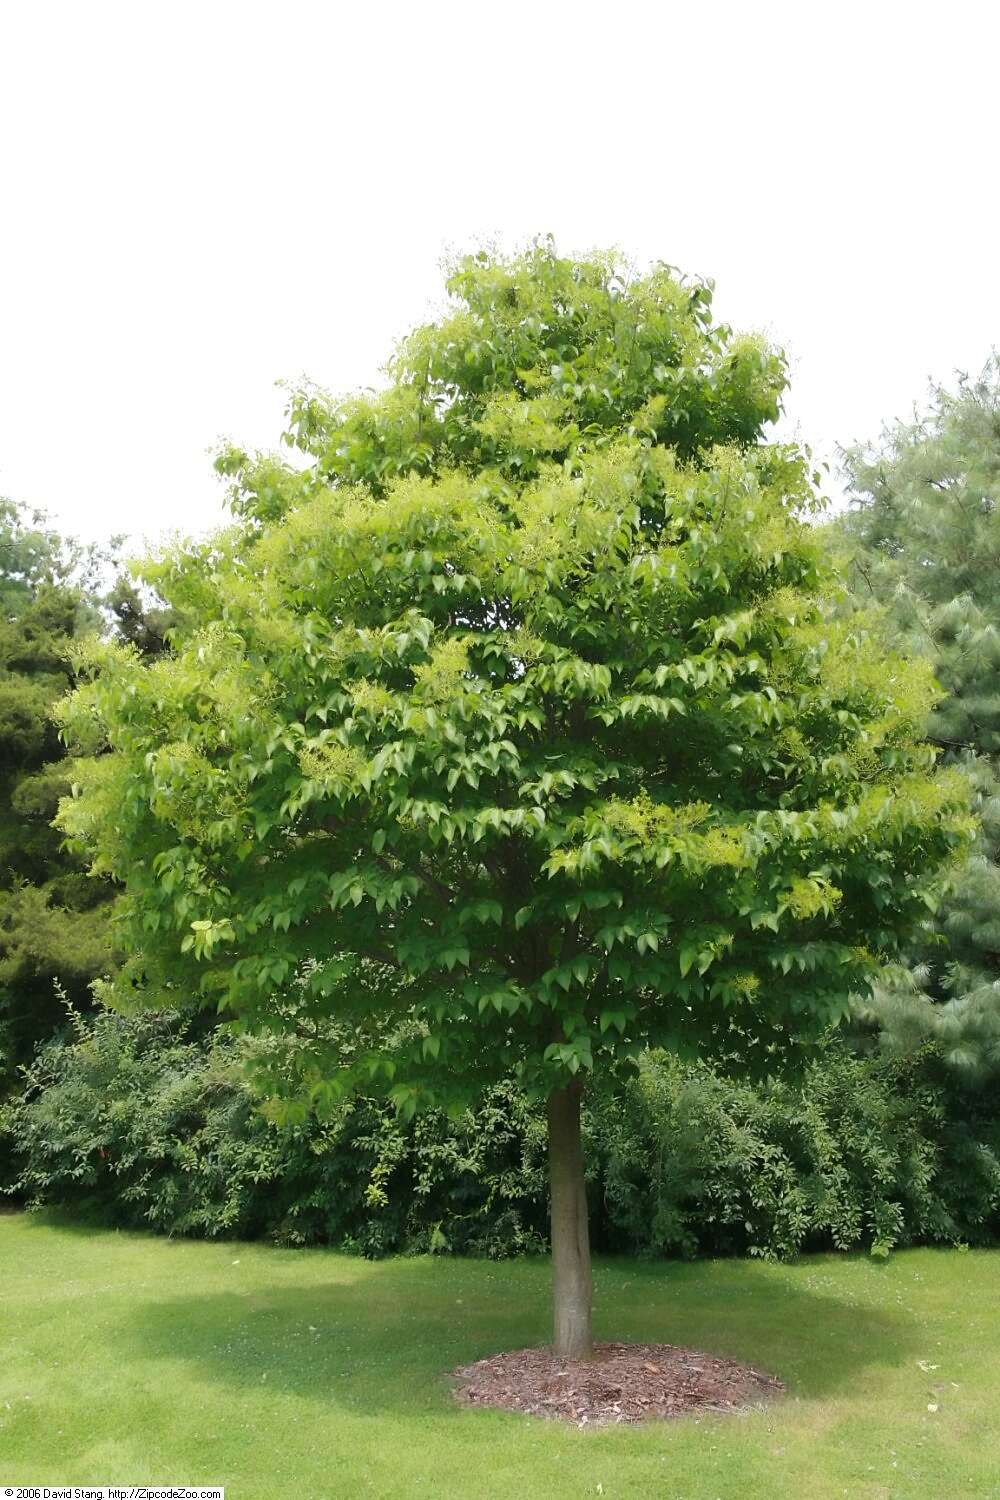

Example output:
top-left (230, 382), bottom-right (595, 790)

top-left (3, 1010), bottom-right (999, 1259)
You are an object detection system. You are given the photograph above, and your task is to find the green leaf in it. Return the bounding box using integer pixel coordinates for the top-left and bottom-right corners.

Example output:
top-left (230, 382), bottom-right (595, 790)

top-left (50, 242), bottom-right (970, 1130)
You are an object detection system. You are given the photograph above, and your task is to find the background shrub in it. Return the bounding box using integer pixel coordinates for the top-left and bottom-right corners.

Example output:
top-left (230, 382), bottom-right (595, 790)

top-left (3, 1010), bottom-right (999, 1259)
top-left (0, 1009), bottom-right (549, 1255)
top-left (590, 1044), bottom-right (1000, 1259)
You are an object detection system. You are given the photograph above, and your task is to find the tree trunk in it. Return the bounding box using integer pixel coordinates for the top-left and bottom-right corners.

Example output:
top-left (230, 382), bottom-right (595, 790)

top-left (547, 1078), bottom-right (593, 1360)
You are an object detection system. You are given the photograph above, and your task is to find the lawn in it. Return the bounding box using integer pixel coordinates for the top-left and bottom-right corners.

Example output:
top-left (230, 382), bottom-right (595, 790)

top-left (1, 1213), bottom-right (998, 1499)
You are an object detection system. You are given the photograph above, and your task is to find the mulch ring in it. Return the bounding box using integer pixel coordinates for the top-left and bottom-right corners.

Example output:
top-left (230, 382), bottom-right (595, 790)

top-left (451, 1341), bottom-right (784, 1425)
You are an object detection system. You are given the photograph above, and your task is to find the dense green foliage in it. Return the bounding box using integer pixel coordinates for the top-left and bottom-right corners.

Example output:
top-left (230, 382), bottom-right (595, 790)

top-left (2, 1011), bottom-right (549, 1256)
top-left (2, 256), bottom-right (993, 1362)
top-left (56, 247), bottom-right (968, 1121)
top-left (839, 359), bottom-right (1000, 1076)
top-left (6, 1009), bottom-right (998, 1260)
top-left (0, 500), bottom-right (112, 1104)
top-left (595, 1044), bottom-right (1000, 1258)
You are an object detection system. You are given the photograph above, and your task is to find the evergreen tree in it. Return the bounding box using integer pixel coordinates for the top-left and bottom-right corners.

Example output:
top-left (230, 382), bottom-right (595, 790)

top-left (838, 358), bottom-right (1000, 1074)
top-left (0, 500), bottom-right (111, 1096)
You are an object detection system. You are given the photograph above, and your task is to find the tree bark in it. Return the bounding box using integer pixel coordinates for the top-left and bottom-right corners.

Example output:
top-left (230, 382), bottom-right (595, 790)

top-left (547, 1078), bottom-right (593, 1360)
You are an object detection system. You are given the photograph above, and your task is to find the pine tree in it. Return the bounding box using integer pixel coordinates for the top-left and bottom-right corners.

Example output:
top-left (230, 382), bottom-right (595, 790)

top-left (838, 358), bottom-right (1000, 1074)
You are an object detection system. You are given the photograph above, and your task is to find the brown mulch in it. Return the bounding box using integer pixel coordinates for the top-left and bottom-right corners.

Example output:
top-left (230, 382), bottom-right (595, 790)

top-left (451, 1341), bottom-right (784, 1425)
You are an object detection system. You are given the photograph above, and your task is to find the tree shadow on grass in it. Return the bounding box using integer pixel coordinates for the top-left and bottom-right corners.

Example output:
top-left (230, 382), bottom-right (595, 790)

top-left (106, 1253), bottom-right (921, 1416)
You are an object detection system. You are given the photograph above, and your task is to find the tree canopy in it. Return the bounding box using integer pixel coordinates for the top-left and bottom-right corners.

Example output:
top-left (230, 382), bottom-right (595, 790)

top-left (56, 244), bottom-right (971, 1354)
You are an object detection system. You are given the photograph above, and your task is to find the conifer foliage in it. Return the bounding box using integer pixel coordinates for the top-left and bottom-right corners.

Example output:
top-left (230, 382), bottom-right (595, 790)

top-left (0, 501), bottom-right (112, 1099)
top-left (840, 359), bottom-right (1000, 1075)
top-left (56, 246), bottom-right (969, 1356)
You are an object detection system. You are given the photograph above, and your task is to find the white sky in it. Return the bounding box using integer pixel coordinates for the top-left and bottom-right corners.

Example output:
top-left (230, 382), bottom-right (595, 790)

top-left (1, 1), bottom-right (997, 552)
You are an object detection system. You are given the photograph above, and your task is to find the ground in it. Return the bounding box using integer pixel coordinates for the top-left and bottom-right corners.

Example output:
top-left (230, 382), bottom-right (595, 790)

top-left (1, 1213), bottom-right (998, 1499)
top-left (453, 1341), bottom-right (784, 1423)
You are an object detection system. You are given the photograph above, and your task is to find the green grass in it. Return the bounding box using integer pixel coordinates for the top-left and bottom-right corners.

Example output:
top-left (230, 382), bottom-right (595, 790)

top-left (1, 1213), bottom-right (998, 1499)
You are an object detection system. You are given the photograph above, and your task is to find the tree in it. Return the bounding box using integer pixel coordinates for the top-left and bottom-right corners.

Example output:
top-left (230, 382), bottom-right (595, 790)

top-left (838, 358), bottom-right (1000, 1075)
top-left (56, 245), bottom-right (969, 1358)
top-left (0, 501), bottom-right (174, 1120)
top-left (0, 501), bottom-right (111, 1101)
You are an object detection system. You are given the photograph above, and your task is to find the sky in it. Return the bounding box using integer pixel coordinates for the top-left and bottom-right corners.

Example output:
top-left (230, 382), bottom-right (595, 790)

top-left (1, 0), bottom-right (997, 553)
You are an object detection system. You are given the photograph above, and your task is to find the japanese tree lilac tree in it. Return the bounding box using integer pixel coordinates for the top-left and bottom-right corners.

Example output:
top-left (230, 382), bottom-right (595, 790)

top-left (56, 246), bottom-right (970, 1359)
